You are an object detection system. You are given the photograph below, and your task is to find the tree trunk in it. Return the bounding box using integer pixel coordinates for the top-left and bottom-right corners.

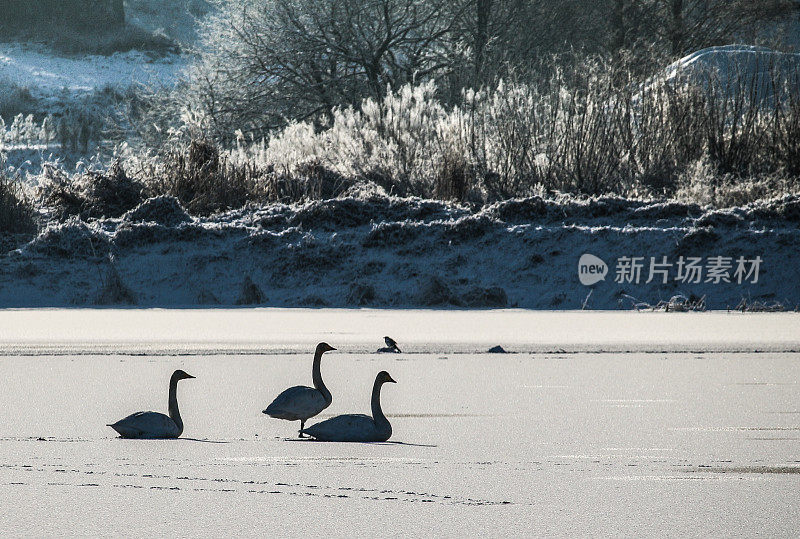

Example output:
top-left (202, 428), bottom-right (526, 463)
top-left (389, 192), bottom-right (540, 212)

top-left (669, 0), bottom-right (684, 56)
top-left (475, 0), bottom-right (492, 78)
top-left (611, 0), bottom-right (626, 50)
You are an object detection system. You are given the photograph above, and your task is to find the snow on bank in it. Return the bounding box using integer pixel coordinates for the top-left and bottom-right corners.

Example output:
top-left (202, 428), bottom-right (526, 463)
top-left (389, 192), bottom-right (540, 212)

top-left (2, 193), bottom-right (799, 309)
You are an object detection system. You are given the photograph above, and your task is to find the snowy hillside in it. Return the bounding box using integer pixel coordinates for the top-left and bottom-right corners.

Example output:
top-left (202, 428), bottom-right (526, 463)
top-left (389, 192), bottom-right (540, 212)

top-left (0, 42), bottom-right (184, 101)
top-left (1, 192), bottom-right (798, 309)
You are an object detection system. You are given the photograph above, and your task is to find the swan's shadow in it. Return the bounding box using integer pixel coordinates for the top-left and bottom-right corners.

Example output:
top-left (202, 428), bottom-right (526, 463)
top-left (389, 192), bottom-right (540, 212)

top-left (179, 437), bottom-right (230, 444)
top-left (110, 437), bottom-right (229, 443)
top-left (283, 438), bottom-right (437, 447)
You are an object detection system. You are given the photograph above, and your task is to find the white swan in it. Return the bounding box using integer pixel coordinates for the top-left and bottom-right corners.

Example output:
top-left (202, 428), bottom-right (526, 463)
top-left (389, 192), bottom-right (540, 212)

top-left (263, 342), bottom-right (336, 437)
top-left (108, 369), bottom-right (195, 439)
top-left (301, 371), bottom-right (396, 442)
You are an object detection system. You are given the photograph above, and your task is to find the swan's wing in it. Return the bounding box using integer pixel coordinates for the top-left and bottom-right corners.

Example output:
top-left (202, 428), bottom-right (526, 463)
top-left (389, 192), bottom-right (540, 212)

top-left (302, 414), bottom-right (384, 442)
top-left (263, 386), bottom-right (328, 421)
top-left (108, 411), bottom-right (179, 439)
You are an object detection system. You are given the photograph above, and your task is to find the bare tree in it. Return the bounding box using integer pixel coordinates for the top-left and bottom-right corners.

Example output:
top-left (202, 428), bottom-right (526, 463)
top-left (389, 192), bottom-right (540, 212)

top-left (607, 0), bottom-right (796, 56)
top-left (192, 0), bottom-right (456, 139)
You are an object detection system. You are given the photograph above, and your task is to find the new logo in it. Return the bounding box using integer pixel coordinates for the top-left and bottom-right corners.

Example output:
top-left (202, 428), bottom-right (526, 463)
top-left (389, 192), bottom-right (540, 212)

top-left (578, 254), bottom-right (608, 286)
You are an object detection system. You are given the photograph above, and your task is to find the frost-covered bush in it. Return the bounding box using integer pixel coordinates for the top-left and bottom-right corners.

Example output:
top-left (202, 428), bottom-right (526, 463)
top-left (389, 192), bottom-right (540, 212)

top-left (230, 54), bottom-right (800, 203)
top-left (39, 161), bottom-right (145, 220)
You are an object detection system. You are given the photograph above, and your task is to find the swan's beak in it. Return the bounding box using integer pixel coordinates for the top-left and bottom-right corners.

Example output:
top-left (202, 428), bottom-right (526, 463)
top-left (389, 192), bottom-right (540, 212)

top-left (328, 346), bottom-right (337, 351)
top-left (186, 374), bottom-right (196, 379)
top-left (387, 376), bottom-right (397, 383)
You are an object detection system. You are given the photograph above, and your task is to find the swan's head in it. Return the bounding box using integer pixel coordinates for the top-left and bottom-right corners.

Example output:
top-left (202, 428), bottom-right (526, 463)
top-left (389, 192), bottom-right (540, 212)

top-left (377, 371), bottom-right (396, 384)
top-left (172, 369), bottom-right (195, 381)
top-left (316, 342), bottom-right (337, 354)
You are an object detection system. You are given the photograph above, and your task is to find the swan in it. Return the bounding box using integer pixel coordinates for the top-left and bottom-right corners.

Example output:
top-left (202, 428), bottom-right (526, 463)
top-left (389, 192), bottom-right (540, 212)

top-left (301, 371), bottom-right (396, 442)
top-left (263, 342), bottom-right (336, 437)
top-left (108, 369), bottom-right (195, 439)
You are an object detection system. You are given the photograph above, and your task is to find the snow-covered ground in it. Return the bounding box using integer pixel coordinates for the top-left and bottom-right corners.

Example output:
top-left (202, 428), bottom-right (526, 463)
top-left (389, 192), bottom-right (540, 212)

top-left (2, 193), bottom-right (799, 310)
top-left (0, 42), bottom-right (185, 101)
top-left (0, 41), bottom-right (186, 173)
top-left (0, 310), bottom-right (798, 536)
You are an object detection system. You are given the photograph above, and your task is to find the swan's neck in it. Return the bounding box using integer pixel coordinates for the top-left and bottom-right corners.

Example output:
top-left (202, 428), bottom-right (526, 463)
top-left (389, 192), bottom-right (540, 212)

top-left (371, 379), bottom-right (390, 430)
top-left (312, 349), bottom-right (332, 404)
top-left (168, 376), bottom-right (184, 436)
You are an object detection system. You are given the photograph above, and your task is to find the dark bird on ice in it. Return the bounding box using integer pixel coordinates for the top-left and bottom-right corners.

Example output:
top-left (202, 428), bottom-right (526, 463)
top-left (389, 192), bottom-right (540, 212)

top-left (377, 336), bottom-right (401, 353)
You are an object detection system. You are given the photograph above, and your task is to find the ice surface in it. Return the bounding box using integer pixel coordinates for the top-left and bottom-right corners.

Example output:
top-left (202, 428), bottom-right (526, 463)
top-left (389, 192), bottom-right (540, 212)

top-left (0, 310), bottom-right (799, 535)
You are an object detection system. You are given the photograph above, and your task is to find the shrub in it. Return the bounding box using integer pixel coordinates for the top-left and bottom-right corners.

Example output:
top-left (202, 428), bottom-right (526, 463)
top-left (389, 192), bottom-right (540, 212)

top-left (150, 139), bottom-right (260, 215)
top-left (0, 172), bottom-right (37, 234)
top-left (39, 161), bottom-right (145, 220)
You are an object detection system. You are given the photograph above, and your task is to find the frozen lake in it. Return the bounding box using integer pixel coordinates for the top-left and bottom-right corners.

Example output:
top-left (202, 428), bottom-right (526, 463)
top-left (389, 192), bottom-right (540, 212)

top-left (0, 310), bottom-right (799, 535)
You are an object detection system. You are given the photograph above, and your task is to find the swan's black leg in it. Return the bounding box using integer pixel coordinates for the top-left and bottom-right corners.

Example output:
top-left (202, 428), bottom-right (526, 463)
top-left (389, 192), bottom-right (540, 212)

top-left (299, 420), bottom-right (305, 438)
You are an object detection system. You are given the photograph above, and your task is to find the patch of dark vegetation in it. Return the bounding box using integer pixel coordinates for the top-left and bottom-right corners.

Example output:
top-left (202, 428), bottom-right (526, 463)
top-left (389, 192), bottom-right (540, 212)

top-left (462, 286), bottom-right (508, 308)
top-left (487, 345), bottom-right (507, 353)
top-left (358, 260), bottom-right (386, 277)
top-left (153, 139), bottom-right (260, 216)
top-left (196, 290), bottom-right (221, 305)
top-left (257, 212), bottom-right (291, 230)
top-left (346, 283), bottom-right (377, 306)
top-left (95, 256), bottom-right (136, 305)
top-left (235, 276), bottom-right (266, 305)
top-left (13, 261), bottom-right (41, 279)
top-left (289, 198), bottom-right (378, 230)
top-left (80, 163), bottom-right (145, 219)
top-left (415, 275), bottom-right (459, 306)
top-left (40, 162), bottom-right (145, 220)
top-left (299, 294), bottom-right (329, 307)
top-left (528, 253), bottom-right (545, 266)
